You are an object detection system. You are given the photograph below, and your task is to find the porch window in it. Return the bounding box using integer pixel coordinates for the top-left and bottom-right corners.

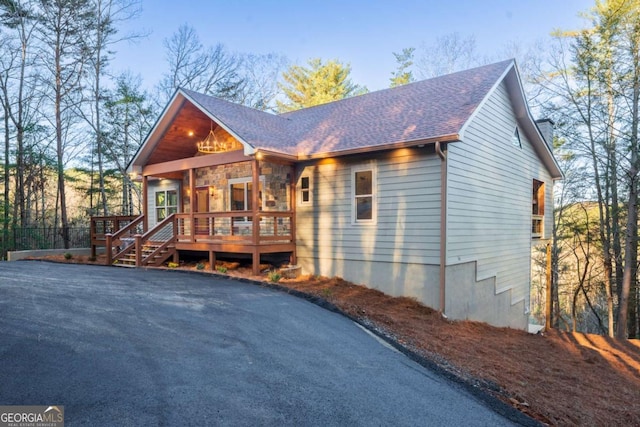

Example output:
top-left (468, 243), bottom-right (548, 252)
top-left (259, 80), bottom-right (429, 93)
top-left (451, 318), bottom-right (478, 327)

top-left (300, 176), bottom-right (311, 205)
top-left (352, 165), bottom-right (376, 224)
top-left (156, 190), bottom-right (178, 221)
top-left (532, 179), bottom-right (544, 238)
top-left (229, 177), bottom-right (264, 220)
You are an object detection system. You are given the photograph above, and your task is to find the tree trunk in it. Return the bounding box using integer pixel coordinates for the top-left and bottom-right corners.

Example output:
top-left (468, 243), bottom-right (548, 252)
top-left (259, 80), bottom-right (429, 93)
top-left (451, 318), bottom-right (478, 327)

top-left (617, 24), bottom-right (640, 339)
top-left (55, 35), bottom-right (69, 249)
top-left (2, 100), bottom-right (9, 258)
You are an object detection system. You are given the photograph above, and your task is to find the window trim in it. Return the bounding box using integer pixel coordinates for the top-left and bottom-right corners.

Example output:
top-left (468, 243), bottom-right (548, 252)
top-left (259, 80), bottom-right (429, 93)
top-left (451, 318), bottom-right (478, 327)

top-left (299, 175), bottom-right (312, 205)
top-left (532, 179), bottom-right (545, 239)
top-left (155, 189), bottom-right (178, 222)
top-left (351, 164), bottom-right (376, 225)
top-left (228, 176), bottom-right (265, 220)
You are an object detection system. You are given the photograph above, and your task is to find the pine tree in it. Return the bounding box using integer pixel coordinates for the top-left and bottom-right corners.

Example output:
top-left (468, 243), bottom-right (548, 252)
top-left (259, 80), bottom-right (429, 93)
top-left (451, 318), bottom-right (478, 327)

top-left (276, 58), bottom-right (367, 112)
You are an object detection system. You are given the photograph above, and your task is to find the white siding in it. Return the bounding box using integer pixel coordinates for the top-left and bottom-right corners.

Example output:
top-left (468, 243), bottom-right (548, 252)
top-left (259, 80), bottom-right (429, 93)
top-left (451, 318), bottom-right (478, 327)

top-left (446, 81), bottom-right (553, 307)
top-left (296, 149), bottom-right (441, 290)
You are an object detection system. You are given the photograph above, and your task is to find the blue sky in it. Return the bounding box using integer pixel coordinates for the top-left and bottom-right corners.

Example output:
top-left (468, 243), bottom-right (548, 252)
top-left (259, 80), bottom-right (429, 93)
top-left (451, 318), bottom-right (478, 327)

top-left (112, 0), bottom-right (593, 92)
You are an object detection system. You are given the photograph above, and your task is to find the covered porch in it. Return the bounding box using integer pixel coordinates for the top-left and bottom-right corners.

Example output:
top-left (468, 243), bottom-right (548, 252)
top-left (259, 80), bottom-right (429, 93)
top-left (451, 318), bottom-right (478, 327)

top-left (90, 89), bottom-right (299, 274)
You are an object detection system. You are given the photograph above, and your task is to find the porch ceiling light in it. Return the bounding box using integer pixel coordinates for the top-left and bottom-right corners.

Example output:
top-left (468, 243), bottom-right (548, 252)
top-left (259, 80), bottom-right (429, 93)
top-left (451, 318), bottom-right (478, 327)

top-left (197, 122), bottom-right (225, 154)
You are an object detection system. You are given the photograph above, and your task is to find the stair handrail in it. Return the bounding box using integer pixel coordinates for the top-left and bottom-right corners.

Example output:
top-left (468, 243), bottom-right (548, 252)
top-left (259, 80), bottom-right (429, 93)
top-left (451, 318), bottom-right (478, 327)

top-left (136, 214), bottom-right (177, 266)
top-left (105, 215), bottom-right (144, 265)
top-left (139, 213), bottom-right (176, 242)
top-left (108, 214), bottom-right (144, 246)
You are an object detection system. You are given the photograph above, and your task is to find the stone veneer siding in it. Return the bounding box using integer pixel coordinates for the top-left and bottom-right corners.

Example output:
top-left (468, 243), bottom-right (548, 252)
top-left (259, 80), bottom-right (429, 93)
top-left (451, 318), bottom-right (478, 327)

top-left (182, 160), bottom-right (292, 212)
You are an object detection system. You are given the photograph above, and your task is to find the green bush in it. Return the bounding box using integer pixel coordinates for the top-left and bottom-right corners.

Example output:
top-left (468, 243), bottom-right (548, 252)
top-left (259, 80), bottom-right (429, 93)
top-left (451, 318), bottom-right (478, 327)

top-left (216, 265), bottom-right (228, 274)
top-left (196, 263), bottom-right (205, 270)
top-left (64, 252), bottom-right (73, 260)
top-left (268, 270), bottom-right (282, 283)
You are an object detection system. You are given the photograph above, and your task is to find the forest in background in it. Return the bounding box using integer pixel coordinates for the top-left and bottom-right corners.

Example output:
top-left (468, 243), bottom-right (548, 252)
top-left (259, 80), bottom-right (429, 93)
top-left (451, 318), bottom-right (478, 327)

top-left (1, 0), bottom-right (639, 339)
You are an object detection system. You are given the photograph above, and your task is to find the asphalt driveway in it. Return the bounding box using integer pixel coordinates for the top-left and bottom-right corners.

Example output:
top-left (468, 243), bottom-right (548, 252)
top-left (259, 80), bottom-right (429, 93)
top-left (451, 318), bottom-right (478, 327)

top-left (0, 261), bottom-right (516, 426)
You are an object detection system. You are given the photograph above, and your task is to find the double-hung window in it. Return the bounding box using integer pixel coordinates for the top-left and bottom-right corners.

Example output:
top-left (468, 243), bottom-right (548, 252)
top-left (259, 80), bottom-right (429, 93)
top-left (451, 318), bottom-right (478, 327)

top-left (352, 165), bottom-right (376, 224)
top-left (155, 190), bottom-right (178, 222)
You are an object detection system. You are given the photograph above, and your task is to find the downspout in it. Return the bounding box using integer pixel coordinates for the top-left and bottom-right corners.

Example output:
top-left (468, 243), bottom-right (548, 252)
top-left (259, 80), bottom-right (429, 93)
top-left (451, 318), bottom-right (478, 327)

top-left (435, 141), bottom-right (447, 316)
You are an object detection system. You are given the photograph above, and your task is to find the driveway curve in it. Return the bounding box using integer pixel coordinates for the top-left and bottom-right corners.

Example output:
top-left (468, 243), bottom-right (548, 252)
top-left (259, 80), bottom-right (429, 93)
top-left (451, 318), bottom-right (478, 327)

top-left (0, 261), bottom-right (515, 426)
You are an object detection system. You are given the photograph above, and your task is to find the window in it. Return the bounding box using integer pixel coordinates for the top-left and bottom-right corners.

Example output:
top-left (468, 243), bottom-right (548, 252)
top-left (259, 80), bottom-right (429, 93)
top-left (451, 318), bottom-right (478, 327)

top-left (155, 190), bottom-right (178, 221)
top-left (229, 177), bottom-right (264, 220)
top-left (352, 166), bottom-right (375, 223)
top-left (512, 127), bottom-right (522, 148)
top-left (532, 179), bottom-right (544, 238)
top-left (300, 176), bottom-right (311, 205)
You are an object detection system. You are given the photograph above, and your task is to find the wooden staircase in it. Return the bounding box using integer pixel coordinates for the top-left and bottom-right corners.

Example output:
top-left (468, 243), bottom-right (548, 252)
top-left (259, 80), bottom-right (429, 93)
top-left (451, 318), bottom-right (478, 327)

top-left (116, 242), bottom-right (176, 267)
top-left (107, 214), bottom-right (177, 268)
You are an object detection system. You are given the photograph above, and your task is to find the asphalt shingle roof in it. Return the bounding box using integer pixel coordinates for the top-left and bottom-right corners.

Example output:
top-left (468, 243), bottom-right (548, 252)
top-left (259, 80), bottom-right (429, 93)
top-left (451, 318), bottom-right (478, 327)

top-left (183, 59), bottom-right (514, 157)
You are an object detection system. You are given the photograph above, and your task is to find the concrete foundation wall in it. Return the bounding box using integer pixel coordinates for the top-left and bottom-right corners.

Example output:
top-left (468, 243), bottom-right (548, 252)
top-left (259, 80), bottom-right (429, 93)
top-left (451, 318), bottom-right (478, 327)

top-left (445, 261), bottom-right (527, 329)
top-left (7, 248), bottom-right (100, 262)
top-left (297, 256), bottom-right (441, 309)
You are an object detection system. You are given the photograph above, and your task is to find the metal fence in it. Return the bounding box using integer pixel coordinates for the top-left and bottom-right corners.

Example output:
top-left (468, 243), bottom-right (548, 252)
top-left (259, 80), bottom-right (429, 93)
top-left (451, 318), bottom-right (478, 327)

top-left (1, 227), bottom-right (91, 255)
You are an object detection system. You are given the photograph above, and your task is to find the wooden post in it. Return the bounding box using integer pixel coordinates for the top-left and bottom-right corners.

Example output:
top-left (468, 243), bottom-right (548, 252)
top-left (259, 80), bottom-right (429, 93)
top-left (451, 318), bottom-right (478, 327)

top-left (90, 218), bottom-right (96, 258)
top-left (135, 234), bottom-right (142, 266)
top-left (545, 242), bottom-right (553, 331)
top-left (252, 247), bottom-right (260, 276)
top-left (252, 159), bottom-right (260, 275)
top-left (189, 168), bottom-right (196, 243)
top-left (105, 234), bottom-right (113, 265)
top-left (290, 164), bottom-right (297, 265)
top-left (142, 176), bottom-right (148, 232)
top-left (209, 251), bottom-right (216, 271)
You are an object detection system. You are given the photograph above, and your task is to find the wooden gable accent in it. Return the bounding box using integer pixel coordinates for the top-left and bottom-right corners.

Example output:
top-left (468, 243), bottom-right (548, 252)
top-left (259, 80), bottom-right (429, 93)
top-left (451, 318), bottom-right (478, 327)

top-left (146, 100), bottom-right (241, 165)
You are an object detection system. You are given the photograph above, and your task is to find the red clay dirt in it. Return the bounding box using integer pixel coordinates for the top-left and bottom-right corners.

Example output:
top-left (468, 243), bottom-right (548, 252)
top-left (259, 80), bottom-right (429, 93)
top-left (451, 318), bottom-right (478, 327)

top-left (32, 255), bottom-right (640, 426)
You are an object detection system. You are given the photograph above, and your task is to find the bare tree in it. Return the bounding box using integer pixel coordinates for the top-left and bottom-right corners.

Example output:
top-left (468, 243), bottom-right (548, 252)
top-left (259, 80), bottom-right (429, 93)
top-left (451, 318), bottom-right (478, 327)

top-left (80, 0), bottom-right (142, 216)
top-left (36, 0), bottom-right (95, 248)
top-left (0, 0), bottom-right (40, 230)
top-left (157, 24), bottom-right (244, 105)
top-left (416, 33), bottom-right (481, 79)
top-left (236, 52), bottom-right (287, 111)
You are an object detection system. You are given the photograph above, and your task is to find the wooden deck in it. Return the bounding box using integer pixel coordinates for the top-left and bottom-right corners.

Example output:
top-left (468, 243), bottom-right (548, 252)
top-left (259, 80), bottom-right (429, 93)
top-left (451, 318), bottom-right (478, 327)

top-left (90, 211), bottom-right (296, 274)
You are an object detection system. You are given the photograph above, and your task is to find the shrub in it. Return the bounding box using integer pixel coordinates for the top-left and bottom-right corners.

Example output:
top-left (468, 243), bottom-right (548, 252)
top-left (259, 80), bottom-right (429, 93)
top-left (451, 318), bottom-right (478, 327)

top-left (167, 262), bottom-right (179, 269)
top-left (268, 270), bottom-right (282, 283)
top-left (196, 263), bottom-right (205, 270)
top-left (216, 265), bottom-right (228, 274)
top-left (64, 252), bottom-right (73, 260)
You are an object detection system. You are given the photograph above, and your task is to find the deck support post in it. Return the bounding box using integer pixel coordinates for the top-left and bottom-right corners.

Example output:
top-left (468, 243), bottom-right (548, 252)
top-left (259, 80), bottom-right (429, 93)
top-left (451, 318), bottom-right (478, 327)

top-left (252, 247), bottom-right (260, 276)
top-left (209, 251), bottom-right (216, 271)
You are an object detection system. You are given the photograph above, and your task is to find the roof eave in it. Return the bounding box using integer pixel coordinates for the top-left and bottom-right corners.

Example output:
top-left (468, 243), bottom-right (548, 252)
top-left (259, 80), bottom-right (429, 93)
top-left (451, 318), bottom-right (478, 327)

top-left (295, 135), bottom-right (460, 160)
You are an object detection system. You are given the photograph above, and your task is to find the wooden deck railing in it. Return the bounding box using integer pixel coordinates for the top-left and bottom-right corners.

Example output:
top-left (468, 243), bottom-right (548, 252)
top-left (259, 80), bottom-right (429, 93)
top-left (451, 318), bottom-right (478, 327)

top-left (175, 211), bottom-right (294, 244)
top-left (91, 210), bottom-right (294, 268)
top-left (90, 215), bottom-right (141, 258)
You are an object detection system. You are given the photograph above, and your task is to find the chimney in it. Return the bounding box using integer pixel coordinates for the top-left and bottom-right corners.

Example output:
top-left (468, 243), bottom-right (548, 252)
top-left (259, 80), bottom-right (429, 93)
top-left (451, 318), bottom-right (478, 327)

top-left (535, 118), bottom-right (554, 150)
